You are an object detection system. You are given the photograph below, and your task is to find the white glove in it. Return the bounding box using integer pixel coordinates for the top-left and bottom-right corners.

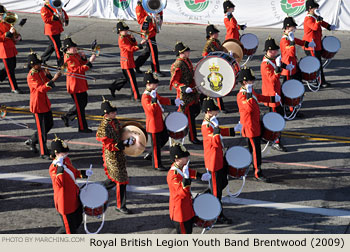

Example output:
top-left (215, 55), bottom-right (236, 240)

top-left (201, 172), bottom-right (211, 181)
top-left (288, 31), bottom-right (295, 42)
top-left (185, 87), bottom-right (193, 93)
top-left (174, 98), bottom-right (184, 107)
top-left (275, 55), bottom-right (282, 67)
top-left (183, 160), bottom-right (190, 179)
top-left (86, 169), bottom-right (93, 177)
top-left (246, 84), bottom-right (253, 93)
top-left (286, 63), bottom-right (295, 71)
top-left (210, 116), bottom-right (219, 128)
top-left (330, 25), bottom-right (336, 31)
top-left (150, 90), bottom-right (157, 98)
top-left (53, 157), bottom-right (64, 167)
top-left (308, 40), bottom-right (316, 48)
top-left (123, 137), bottom-right (135, 146)
top-left (275, 93), bottom-right (281, 103)
top-left (234, 121), bottom-right (242, 132)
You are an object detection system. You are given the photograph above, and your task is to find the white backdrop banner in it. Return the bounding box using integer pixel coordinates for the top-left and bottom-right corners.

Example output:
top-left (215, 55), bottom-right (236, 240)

top-left (2, 0), bottom-right (350, 31)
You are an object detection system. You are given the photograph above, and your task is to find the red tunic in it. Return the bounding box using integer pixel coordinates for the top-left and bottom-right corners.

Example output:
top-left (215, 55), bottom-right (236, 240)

top-left (224, 15), bottom-right (240, 40)
top-left (201, 119), bottom-right (230, 172)
top-left (64, 53), bottom-right (90, 94)
top-left (0, 21), bottom-right (17, 59)
top-left (237, 88), bottom-right (271, 138)
top-left (141, 90), bottom-right (171, 133)
top-left (303, 14), bottom-right (330, 51)
top-left (280, 35), bottom-right (305, 76)
top-left (41, 4), bottom-right (68, 36)
top-left (261, 56), bottom-right (281, 108)
top-left (167, 164), bottom-right (197, 222)
top-left (27, 69), bottom-right (52, 114)
top-left (49, 157), bottom-right (81, 215)
top-left (118, 34), bottom-right (140, 69)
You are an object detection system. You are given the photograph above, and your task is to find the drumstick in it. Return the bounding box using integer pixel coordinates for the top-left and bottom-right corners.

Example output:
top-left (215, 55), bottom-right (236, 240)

top-left (85, 164), bottom-right (92, 187)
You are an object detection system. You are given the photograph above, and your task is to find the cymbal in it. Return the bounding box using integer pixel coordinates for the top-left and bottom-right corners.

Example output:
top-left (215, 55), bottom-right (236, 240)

top-left (121, 122), bottom-right (147, 157)
top-left (222, 39), bottom-right (244, 63)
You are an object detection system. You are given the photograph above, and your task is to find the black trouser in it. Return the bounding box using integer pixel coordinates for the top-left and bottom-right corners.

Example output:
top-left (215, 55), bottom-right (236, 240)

top-left (102, 178), bottom-right (127, 209)
top-left (149, 127), bottom-right (169, 169)
top-left (216, 97), bottom-right (225, 111)
top-left (208, 165), bottom-right (228, 202)
top-left (65, 92), bottom-right (88, 131)
top-left (247, 136), bottom-right (263, 178)
top-left (135, 36), bottom-right (160, 73)
top-left (282, 69), bottom-right (303, 83)
top-left (171, 217), bottom-right (195, 234)
top-left (30, 111), bottom-right (53, 156)
top-left (42, 34), bottom-right (63, 66)
top-left (187, 103), bottom-right (200, 141)
top-left (305, 50), bottom-right (326, 84)
top-left (122, 69), bottom-right (140, 100)
top-left (1, 57), bottom-right (18, 91)
top-left (56, 204), bottom-right (83, 234)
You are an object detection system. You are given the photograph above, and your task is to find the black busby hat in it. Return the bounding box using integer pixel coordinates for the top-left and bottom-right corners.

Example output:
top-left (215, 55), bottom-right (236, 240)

top-left (116, 21), bottom-right (129, 34)
top-left (170, 143), bottom-right (190, 162)
top-left (237, 66), bottom-right (256, 83)
top-left (144, 70), bottom-right (159, 85)
top-left (223, 0), bottom-right (235, 13)
top-left (62, 37), bottom-right (78, 52)
top-left (202, 97), bottom-right (220, 112)
top-left (206, 24), bottom-right (220, 39)
top-left (101, 96), bottom-right (117, 115)
top-left (0, 5), bottom-right (7, 14)
top-left (174, 41), bottom-right (190, 56)
top-left (27, 50), bottom-right (42, 67)
top-left (264, 36), bottom-right (280, 51)
top-left (306, 0), bottom-right (319, 10)
top-left (283, 17), bottom-right (298, 29)
top-left (51, 135), bottom-right (69, 157)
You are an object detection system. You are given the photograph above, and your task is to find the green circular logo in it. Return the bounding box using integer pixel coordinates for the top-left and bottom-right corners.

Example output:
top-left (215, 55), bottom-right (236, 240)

top-left (280, 0), bottom-right (306, 17)
top-left (113, 0), bottom-right (131, 10)
top-left (184, 0), bottom-right (210, 13)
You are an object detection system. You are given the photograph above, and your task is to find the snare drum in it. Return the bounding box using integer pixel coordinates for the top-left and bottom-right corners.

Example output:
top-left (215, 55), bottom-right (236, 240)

top-left (225, 146), bottom-right (252, 178)
top-left (194, 52), bottom-right (240, 98)
top-left (80, 183), bottom-right (108, 216)
top-left (193, 193), bottom-right (222, 229)
top-left (165, 112), bottom-right (188, 139)
top-left (240, 33), bottom-right (259, 56)
top-left (282, 80), bottom-right (305, 107)
top-left (262, 112), bottom-right (285, 142)
top-left (322, 36), bottom-right (341, 59)
top-left (222, 39), bottom-right (244, 63)
top-left (299, 56), bottom-right (320, 81)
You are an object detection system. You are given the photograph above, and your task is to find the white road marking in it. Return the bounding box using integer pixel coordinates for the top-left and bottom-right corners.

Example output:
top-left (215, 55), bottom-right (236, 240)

top-left (1, 172), bottom-right (349, 219)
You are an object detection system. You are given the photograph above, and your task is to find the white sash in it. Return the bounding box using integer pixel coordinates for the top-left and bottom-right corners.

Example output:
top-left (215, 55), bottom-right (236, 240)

top-left (170, 166), bottom-right (184, 177)
top-left (263, 57), bottom-right (277, 69)
top-left (53, 159), bottom-right (79, 187)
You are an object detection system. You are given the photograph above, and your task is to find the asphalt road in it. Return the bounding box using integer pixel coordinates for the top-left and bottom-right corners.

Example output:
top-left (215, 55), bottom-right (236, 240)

top-left (0, 13), bottom-right (349, 234)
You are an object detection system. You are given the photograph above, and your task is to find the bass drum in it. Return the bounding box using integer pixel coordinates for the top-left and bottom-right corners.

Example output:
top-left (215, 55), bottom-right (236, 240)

top-left (194, 52), bottom-right (240, 98)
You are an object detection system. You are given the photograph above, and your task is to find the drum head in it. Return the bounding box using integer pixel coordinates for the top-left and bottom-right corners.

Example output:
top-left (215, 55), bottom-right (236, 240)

top-left (226, 146), bottom-right (252, 169)
top-left (194, 53), bottom-right (236, 98)
top-left (262, 112), bottom-right (285, 132)
top-left (240, 33), bottom-right (259, 50)
top-left (282, 80), bottom-right (305, 99)
top-left (165, 112), bottom-right (188, 132)
top-left (193, 193), bottom-right (222, 220)
top-left (299, 56), bottom-right (320, 73)
top-left (322, 36), bottom-right (341, 53)
top-left (80, 183), bottom-right (108, 208)
top-left (222, 39), bottom-right (244, 63)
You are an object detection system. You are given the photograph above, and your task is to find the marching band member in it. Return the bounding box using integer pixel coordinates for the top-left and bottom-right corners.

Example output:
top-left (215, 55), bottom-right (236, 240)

top-left (96, 99), bottom-right (135, 214)
top-left (202, 24), bottom-right (227, 113)
top-left (134, 0), bottom-right (165, 77)
top-left (0, 4), bottom-right (22, 94)
top-left (261, 37), bottom-right (291, 152)
top-left (223, 0), bottom-right (246, 40)
top-left (201, 97), bottom-right (235, 224)
top-left (303, 0), bottom-right (335, 88)
top-left (280, 16), bottom-right (316, 83)
top-left (170, 41), bottom-right (201, 145)
top-left (25, 51), bottom-right (61, 159)
top-left (41, 0), bottom-right (68, 67)
top-left (167, 143), bottom-right (210, 234)
top-left (60, 37), bottom-right (96, 133)
top-left (49, 136), bottom-right (91, 234)
top-left (141, 71), bottom-right (183, 171)
top-left (117, 21), bottom-right (146, 101)
top-left (237, 66), bottom-right (281, 183)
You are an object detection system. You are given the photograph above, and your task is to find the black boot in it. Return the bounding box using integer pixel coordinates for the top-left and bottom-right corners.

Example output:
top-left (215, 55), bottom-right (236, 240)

top-left (24, 139), bottom-right (38, 153)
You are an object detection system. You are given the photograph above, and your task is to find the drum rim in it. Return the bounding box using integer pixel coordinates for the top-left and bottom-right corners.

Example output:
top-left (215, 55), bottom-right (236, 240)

top-left (80, 183), bottom-right (108, 208)
top-left (165, 112), bottom-right (188, 132)
top-left (262, 112), bottom-right (285, 132)
top-left (193, 193), bottom-right (222, 220)
top-left (225, 146), bottom-right (252, 169)
top-left (282, 80), bottom-right (305, 98)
